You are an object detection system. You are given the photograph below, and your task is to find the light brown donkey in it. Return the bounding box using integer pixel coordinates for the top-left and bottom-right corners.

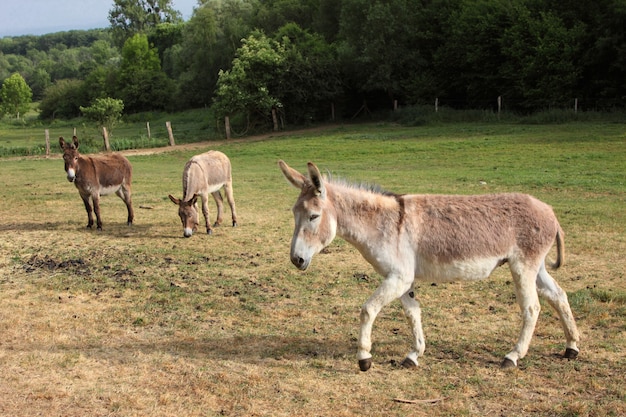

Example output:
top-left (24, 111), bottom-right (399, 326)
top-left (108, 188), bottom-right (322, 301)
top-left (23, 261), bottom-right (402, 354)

top-left (59, 136), bottom-right (134, 230)
top-left (279, 160), bottom-right (580, 372)
top-left (169, 151), bottom-right (238, 238)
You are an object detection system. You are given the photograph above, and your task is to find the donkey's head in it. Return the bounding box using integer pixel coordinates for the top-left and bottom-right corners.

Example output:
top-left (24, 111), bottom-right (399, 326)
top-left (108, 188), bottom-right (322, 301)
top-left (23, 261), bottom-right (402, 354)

top-left (168, 194), bottom-right (200, 238)
top-left (278, 160), bottom-right (337, 270)
top-left (59, 136), bottom-right (80, 183)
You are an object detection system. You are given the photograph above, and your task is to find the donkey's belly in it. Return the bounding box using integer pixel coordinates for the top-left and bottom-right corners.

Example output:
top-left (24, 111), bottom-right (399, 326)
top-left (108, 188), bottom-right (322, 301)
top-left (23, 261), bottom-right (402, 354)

top-left (99, 184), bottom-right (122, 196)
top-left (416, 256), bottom-right (502, 283)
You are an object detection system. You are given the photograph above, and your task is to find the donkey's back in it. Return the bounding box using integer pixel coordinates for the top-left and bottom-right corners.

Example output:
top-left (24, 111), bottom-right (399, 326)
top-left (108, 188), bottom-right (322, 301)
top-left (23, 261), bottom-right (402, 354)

top-left (183, 151), bottom-right (233, 199)
top-left (408, 193), bottom-right (562, 282)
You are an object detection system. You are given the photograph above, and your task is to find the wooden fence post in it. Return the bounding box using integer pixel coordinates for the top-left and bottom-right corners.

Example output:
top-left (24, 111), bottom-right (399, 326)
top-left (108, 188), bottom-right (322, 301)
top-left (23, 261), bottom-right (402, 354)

top-left (272, 108), bottom-right (279, 131)
top-left (225, 116), bottom-right (231, 140)
top-left (166, 121), bottom-right (175, 146)
top-left (102, 127), bottom-right (111, 151)
top-left (146, 121), bottom-right (151, 139)
top-left (45, 129), bottom-right (50, 157)
top-left (435, 97), bottom-right (439, 112)
top-left (497, 96), bottom-right (502, 119)
top-left (574, 98), bottom-right (578, 113)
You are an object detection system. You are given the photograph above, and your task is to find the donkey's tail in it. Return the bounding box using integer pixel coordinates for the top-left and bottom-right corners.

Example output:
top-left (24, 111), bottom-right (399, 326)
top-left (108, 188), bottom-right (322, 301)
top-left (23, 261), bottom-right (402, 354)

top-left (548, 224), bottom-right (565, 270)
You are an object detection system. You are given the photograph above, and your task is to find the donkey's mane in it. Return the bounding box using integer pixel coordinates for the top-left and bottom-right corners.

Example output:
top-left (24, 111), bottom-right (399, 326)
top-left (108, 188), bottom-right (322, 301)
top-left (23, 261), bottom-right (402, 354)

top-left (324, 174), bottom-right (398, 197)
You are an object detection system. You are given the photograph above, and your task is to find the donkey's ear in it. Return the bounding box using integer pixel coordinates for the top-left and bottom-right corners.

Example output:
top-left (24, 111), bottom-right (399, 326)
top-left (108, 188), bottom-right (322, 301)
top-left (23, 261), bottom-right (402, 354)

top-left (59, 137), bottom-right (66, 149)
top-left (307, 162), bottom-right (325, 197)
top-left (278, 160), bottom-right (306, 189)
top-left (168, 194), bottom-right (180, 205)
top-left (72, 136), bottom-right (79, 149)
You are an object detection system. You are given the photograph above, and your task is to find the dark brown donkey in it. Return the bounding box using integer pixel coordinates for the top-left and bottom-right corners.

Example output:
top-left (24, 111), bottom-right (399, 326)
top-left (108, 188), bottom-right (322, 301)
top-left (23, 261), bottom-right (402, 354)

top-left (59, 136), bottom-right (134, 230)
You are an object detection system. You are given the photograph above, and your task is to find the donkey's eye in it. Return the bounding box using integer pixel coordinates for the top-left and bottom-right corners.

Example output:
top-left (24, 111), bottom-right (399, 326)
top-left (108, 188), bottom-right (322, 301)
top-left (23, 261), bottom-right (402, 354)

top-left (309, 214), bottom-right (320, 221)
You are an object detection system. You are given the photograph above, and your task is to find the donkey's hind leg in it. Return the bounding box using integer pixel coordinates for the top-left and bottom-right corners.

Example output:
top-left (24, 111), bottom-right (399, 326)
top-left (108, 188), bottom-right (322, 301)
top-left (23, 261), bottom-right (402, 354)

top-left (536, 262), bottom-right (580, 359)
top-left (223, 181), bottom-right (238, 227)
top-left (502, 264), bottom-right (541, 368)
top-left (399, 288), bottom-right (425, 368)
top-left (116, 185), bottom-right (134, 226)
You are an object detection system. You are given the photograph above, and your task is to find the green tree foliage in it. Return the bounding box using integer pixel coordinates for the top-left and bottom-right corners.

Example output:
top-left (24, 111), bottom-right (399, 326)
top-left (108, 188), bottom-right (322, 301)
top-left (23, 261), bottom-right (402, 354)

top-left (274, 23), bottom-right (341, 123)
top-left (28, 68), bottom-right (52, 100)
top-left (0, 73), bottom-right (32, 118)
top-left (2, 0), bottom-right (626, 120)
top-left (80, 97), bottom-right (125, 133)
top-left (174, 4), bottom-right (219, 107)
top-left (212, 31), bottom-right (284, 124)
top-left (117, 34), bottom-right (174, 113)
top-left (39, 79), bottom-right (85, 119)
top-left (433, 0), bottom-right (514, 107)
top-left (500, 8), bottom-right (586, 110)
top-left (255, 0), bottom-right (317, 34)
top-left (109, 0), bottom-right (183, 48)
top-left (174, 0), bottom-right (257, 108)
top-left (337, 0), bottom-right (433, 109)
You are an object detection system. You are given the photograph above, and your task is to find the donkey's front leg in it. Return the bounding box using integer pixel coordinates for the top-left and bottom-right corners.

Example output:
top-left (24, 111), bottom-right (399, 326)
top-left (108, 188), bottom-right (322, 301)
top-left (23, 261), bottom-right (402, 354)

top-left (357, 275), bottom-right (412, 371)
top-left (399, 288), bottom-right (425, 368)
top-left (80, 194), bottom-right (94, 229)
top-left (200, 194), bottom-right (213, 234)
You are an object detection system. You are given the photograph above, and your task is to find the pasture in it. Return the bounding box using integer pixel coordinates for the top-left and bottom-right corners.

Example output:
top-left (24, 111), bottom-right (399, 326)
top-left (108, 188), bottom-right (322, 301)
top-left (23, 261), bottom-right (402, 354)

top-left (0, 123), bottom-right (624, 416)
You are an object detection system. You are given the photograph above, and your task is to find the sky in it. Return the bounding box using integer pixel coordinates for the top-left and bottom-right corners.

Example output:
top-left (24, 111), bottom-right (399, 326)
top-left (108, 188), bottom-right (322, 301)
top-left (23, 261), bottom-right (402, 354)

top-left (0, 0), bottom-right (199, 37)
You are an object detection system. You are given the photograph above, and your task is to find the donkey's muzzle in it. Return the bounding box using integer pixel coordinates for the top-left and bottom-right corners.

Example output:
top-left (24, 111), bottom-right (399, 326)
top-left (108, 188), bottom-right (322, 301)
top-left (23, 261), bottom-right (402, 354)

top-left (291, 255), bottom-right (309, 270)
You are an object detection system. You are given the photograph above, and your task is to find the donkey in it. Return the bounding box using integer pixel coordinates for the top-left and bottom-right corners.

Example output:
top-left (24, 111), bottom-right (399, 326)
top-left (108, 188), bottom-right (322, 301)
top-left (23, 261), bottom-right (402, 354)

top-left (168, 150), bottom-right (238, 238)
top-left (59, 136), bottom-right (134, 230)
top-left (279, 160), bottom-right (580, 371)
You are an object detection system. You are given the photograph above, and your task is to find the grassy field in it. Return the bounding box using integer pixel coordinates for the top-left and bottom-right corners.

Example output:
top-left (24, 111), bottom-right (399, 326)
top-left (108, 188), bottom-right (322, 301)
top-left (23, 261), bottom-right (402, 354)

top-left (0, 122), bottom-right (624, 416)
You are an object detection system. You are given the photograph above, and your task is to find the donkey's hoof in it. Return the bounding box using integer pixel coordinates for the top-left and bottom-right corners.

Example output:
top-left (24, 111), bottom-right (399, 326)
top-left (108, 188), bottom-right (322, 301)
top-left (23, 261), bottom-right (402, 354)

top-left (358, 358), bottom-right (372, 372)
top-left (400, 357), bottom-right (418, 369)
top-left (232, 221), bottom-right (238, 227)
top-left (563, 348), bottom-right (579, 360)
top-left (207, 229), bottom-right (213, 235)
top-left (500, 358), bottom-right (517, 369)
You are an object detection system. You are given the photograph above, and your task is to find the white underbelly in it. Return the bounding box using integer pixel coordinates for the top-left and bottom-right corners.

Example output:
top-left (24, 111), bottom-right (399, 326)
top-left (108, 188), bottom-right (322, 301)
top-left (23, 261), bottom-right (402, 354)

top-left (416, 256), bottom-right (502, 283)
top-left (99, 184), bottom-right (121, 196)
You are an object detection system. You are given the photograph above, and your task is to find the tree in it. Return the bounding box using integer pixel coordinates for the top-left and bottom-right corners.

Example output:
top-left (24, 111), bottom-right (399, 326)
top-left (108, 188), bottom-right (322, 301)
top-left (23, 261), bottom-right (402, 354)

top-left (212, 31), bottom-right (285, 132)
top-left (500, 7), bottom-right (586, 110)
top-left (174, 5), bottom-right (219, 107)
top-left (116, 33), bottom-right (174, 113)
top-left (273, 23), bottom-right (342, 123)
top-left (80, 97), bottom-right (124, 134)
top-left (433, 0), bottom-right (514, 108)
top-left (337, 0), bottom-right (432, 111)
top-left (0, 72), bottom-right (32, 119)
top-left (109, 0), bottom-right (183, 48)
top-left (174, 0), bottom-right (257, 108)
top-left (39, 79), bottom-right (85, 119)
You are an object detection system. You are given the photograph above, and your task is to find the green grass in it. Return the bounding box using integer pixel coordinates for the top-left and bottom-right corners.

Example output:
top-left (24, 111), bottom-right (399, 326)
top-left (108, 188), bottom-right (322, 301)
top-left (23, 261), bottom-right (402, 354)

top-left (0, 122), bottom-right (624, 416)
